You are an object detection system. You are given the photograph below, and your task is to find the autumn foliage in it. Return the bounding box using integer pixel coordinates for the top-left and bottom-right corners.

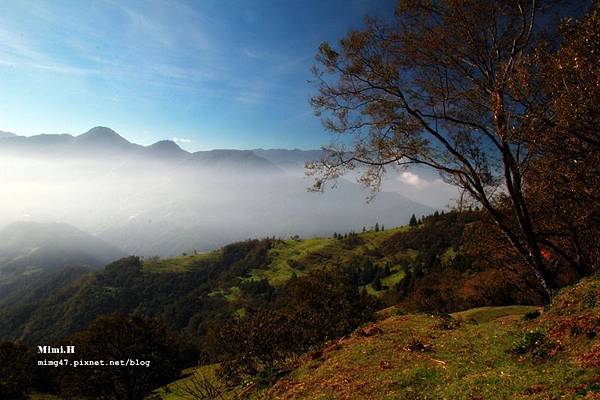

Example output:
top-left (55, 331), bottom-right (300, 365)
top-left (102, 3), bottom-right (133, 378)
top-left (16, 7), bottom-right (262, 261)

top-left (309, 0), bottom-right (599, 299)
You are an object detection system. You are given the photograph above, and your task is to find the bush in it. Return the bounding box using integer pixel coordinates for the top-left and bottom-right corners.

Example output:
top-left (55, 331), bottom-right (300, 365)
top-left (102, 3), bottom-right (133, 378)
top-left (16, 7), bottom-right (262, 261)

top-left (582, 288), bottom-right (597, 308)
top-left (511, 329), bottom-right (558, 358)
top-left (215, 268), bottom-right (378, 387)
top-left (522, 310), bottom-right (541, 321)
top-left (434, 313), bottom-right (461, 330)
top-left (217, 311), bottom-right (300, 385)
top-left (55, 313), bottom-right (195, 400)
top-left (280, 268), bottom-right (379, 346)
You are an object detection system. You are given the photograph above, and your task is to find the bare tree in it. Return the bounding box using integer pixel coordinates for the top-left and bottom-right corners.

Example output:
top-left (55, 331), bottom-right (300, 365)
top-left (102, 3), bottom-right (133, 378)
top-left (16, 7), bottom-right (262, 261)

top-left (179, 367), bottom-right (228, 400)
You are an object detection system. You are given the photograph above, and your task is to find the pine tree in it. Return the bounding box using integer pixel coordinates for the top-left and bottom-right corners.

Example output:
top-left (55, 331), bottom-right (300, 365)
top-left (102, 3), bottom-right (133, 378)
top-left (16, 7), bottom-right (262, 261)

top-left (409, 214), bottom-right (417, 227)
top-left (374, 222), bottom-right (379, 232)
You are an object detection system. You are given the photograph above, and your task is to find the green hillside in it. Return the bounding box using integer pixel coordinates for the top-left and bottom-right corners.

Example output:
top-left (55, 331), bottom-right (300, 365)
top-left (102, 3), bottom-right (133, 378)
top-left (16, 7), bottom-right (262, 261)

top-left (3, 211), bottom-right (580, 400)
top-left (214, 225), bottom-right (412, 295)
top-left (153, 276), bottom-right (600, 400)
top-left (0, 219), bottom-right (414, 343)
top-left (0, 210), bottom-right (538, 346)
top-left (24, 274), bottom-right (600, 400)
top-left (142, 250), bottom-right (222, 273)
top-left (267, 275), bottom-right (600, 400)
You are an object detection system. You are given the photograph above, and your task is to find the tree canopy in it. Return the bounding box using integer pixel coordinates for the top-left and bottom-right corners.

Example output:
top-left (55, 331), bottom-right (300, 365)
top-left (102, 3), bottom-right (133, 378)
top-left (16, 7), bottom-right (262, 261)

top-left (308, 0), bottom-right (598, 298)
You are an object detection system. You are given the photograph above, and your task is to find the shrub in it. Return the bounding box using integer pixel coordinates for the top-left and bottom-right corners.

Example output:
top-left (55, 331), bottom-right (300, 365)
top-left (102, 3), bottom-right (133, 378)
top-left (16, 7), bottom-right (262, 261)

top-left (215, 268), bottom-right (378, 387)
top-left (522, 310), bottom-right (541, 321)
top-left (217, 310), bottom-right (300, 385)
top-left (280, 268), bottom-right (379, 346)
top-left (511, 329), bottom-right (558, 358)
top-left (56, 313), bottom-right (195, 400)
top-left (394, 307), bottom-right (408, 316)
top-left (582, 288), bottom-right (597, 308)
top-left (434, 313), bottom-right (461, 330)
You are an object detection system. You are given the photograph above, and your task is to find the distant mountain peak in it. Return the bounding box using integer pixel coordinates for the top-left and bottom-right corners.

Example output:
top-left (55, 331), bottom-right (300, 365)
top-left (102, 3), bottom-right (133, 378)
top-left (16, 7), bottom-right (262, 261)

top-left (145, 140), bottom-right (189, 158)
top-left (149, 140), bottom-right (182, 150)
top-left (82, 126), bottom-right (118, 136)
top-left (190, 149), bottom-right (280, 172)
top-left (76, 126), bottom-right (131, 145)
top-left (0, 130), bottom-right (17, 139)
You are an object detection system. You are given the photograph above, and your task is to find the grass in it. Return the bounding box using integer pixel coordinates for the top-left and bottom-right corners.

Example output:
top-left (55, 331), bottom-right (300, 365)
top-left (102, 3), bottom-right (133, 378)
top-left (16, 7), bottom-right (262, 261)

top-left (451, 305), bottom-right (541, 323)
top-left (246, 237), bottom-right (333, 285)
top-left (155, 364), bottom-right (221, 399)
top-left (149, 263), bottom-right (598, 399)
top-left (251, 226), bottom-right (416, 286)
top-left (142, 250), bottom-right (221, 273)
top-left (203, 225), bottom-right (420, 301)
top-left (267, 301), bottom-right (600, 400)
top-left (209, 286), bottom-right (241, 302)
top-left (158, 225), bottom-right (418, 305)
top-left (382, 270), bottom-right (406, 287)
top-left (440, 246), bottom-right (457, 266)
top-left (243, 227), bottom-right (411, 287)
top-left (142, 224), bottom-right (415, 289)
top-left (364, 269), bottom-right (405, 298)
top-left (156, 364), bottom-right (266, 400)
top-left (359, 224), bottom-right (411, 239)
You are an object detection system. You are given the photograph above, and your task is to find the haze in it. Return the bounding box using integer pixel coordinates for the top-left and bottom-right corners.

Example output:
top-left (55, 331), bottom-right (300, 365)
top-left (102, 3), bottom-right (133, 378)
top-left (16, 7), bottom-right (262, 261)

top-left (0, 127), bottom-right (456, 257)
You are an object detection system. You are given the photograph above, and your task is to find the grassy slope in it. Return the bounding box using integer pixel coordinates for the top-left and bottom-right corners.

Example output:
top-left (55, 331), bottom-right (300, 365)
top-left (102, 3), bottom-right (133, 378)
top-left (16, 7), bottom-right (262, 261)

top-left (196, 226), bottom-right (415, 300)
top-left (156, 364), bottom-right (221, 400)
top-left (266, 276), bottom-right (600, 400)
top-left (246, 237), bottom-right (332, 285)
top-left (452, 305), bottom-right (540, 323)
top-left (142, 250), bottom-right (222, 273)
top-left (27, 222), bottom-right (600, 399)
top-left (140, 228), bottom-right (600, 400)
top-left (143, 225), bottom-right (410, 274)
top-left (252, 226), bottom-right (411, 284)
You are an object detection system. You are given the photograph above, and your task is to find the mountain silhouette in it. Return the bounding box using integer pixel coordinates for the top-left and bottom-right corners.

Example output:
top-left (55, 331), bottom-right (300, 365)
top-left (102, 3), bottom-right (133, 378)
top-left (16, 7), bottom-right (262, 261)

top-left (0, 221), bottom-right (125, 279)
top-left (0, 126), bottom-right (436, 256)
top-left (0, 130), bottom-right (17, 139)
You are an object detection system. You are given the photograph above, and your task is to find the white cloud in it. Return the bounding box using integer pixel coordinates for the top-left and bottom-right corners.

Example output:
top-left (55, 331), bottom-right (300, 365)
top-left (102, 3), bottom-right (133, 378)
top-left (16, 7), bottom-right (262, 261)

top-left (172, 137), bottom-right (191, 143)
top-left (399, 171), bottom-right (428, 188)
top-left (128, 214), bottom-right (139, 221)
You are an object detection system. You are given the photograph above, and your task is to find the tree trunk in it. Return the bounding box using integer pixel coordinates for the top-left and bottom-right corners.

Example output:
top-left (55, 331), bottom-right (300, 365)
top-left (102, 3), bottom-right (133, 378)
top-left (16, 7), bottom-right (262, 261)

top-left (493, 89), bottom-right (558, 300)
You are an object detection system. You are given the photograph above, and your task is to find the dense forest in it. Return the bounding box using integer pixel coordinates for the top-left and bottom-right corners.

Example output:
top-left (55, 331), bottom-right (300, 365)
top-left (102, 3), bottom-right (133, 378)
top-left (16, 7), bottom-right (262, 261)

top-left (0, 210), bottom-right (548, 346)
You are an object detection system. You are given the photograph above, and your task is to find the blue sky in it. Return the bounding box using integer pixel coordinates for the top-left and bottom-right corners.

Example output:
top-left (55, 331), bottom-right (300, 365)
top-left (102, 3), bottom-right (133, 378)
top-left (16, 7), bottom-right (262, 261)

top-left (0, 0), bottom-right (396, 151)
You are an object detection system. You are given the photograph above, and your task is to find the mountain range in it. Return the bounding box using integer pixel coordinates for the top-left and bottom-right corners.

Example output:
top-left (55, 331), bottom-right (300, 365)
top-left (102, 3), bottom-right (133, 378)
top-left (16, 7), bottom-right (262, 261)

top-left (0, 130), bottom-right (17, 139)
top-left (0, 127), bottom-right (434, 257)
top-left (0, 126), bottom-right (283, 171)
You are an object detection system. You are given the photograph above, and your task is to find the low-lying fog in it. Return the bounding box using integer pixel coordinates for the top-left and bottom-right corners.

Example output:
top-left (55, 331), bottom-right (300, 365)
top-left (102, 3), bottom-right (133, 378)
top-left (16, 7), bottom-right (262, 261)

top-left (0, 129), bottom-right (456, 257)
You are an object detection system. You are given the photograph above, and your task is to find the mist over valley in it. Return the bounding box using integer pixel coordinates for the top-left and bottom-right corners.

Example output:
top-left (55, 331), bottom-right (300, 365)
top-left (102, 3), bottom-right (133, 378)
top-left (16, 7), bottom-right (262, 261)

top-left (0, 126), bottom-right (439, 258)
